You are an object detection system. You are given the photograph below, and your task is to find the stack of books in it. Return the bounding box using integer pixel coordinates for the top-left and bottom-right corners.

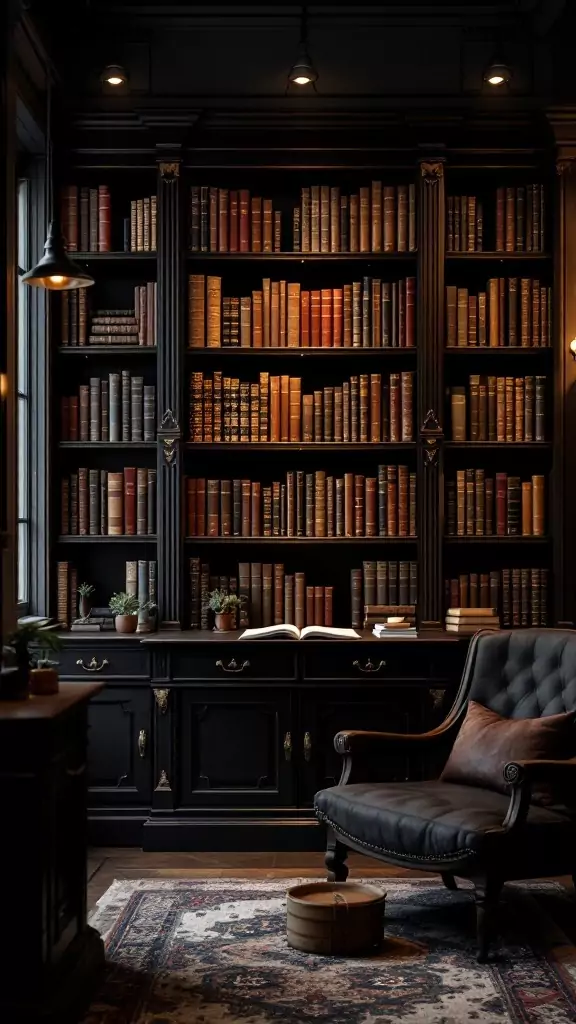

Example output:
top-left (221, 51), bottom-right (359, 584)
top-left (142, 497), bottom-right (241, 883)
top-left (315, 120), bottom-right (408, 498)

top-left (372, 617), bottom-right (417, 639)
top-left (445, 607), bottom-right (500, 634)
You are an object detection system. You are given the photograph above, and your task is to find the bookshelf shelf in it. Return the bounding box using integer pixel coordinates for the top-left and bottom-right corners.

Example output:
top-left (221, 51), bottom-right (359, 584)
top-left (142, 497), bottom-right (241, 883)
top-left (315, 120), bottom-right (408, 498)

top-left (57, 535), bottom-right (158, 544)
top-left (446, 252), bottom-right (551, 261)
top-left (74, 251), bottom-right (157, 260)
top-left (58, 346), bottom-right (157, 355)
top-left (444, 347), bottom-right (551, 356)
top-left (59, 441), bottom-right (157, 449)
top-left (184, 442), bottom-right (417, 452)
top-left (444, 535), bottom-right (550, 545)
top-left (187, 251), bottom-right (417, 262)
top-left (444, 442), bottom-right (551, 450)
top-left (184, 536), bottom-right (417, 545)
top-left (185, 347), bottom-right (416, 358)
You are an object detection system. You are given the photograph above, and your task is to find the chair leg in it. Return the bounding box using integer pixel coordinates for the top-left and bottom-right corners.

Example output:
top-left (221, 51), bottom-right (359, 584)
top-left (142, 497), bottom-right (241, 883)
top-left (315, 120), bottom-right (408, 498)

top-left (474, 875), bottom-right (503, 963)
top-left (325, 828), bottom-right (349, 882)
top-left (441, 872), bottom-right (458, 891)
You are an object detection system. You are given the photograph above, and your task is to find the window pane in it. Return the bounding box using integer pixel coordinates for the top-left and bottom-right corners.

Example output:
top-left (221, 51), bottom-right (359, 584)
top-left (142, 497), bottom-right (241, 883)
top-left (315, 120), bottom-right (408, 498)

top-left (18, 522), bottom-right (29, 604)
top-left (18, 395), bottom-right (28, 519)
top-left (17, 178), bottom-right (30, 606)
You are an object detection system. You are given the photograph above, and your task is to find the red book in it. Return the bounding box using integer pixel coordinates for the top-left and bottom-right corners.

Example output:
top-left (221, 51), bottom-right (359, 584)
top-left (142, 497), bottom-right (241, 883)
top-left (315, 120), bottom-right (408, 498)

top-left (496, 472), bottom-right (507, 536)
top-left (98, 185), bottom-right (111, 252)
top-left (310, 290), bottom-right (321, 347)
top-left (239, 190), bottom-right (250, 252)
top-left (229, 191), bottom-right (239, 251)
top-left (301, 290), bottom-right (310, 348)
top-left (333, 287), bottom-right (343, 348)
top-left (124, 467), bottom-right (137, 535)
top-left (321, 289), bottom-right (332, 347)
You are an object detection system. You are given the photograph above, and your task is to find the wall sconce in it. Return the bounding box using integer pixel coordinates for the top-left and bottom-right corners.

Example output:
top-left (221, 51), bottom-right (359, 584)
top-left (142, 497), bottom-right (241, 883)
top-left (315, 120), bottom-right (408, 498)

top-left (570, 339), bottom-right (576, 360)
top-left (0, 373), bottom-right (8, 400)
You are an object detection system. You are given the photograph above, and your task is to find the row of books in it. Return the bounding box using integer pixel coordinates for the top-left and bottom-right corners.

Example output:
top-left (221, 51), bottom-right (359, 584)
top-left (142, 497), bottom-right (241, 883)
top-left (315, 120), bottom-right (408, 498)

top-left (188, 275), bottom-right (416, 349)
top-left (189, 557), bottom-right (334, 630)
top-left (61, 287), bottom-right (158, 347)
top-left (185, 466), bottom-right (417, 539)
top-left (444, 608), bottom-right (499, 634)
top-left (445, 568), bottom-right (548, 627)
top-left (56, 560), bottom-right (158, 629)
top-left (128, 196), bottom-right (157, 252)
top-left (446, 280), bottom-right (551, 349)
top-left (190, 187), bottom-right (281, 253)
top-left (60, 468), bottom-right (157, 536)
top-left (352, 561), bottom-right (418, 627)
top-left (291, 184), bottom-right (417, 254)
top-left (446, 472), bottom-right (545, 537)
top-left (449, 375), bottom-right (546, 442)
top-left (61, 184), bottom-right (111, 252)
top-left (60, 375), bottom-right (156, 443)
top-left (189, 371), bottom-right (414, 444)
top-left (446, 186), bottom-right (545, 253)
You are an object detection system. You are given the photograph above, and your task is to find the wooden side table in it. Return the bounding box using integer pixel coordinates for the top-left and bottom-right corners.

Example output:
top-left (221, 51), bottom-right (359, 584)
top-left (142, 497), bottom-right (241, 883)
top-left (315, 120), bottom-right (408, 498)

top-left (0, 682), bottom-right (105, 1022)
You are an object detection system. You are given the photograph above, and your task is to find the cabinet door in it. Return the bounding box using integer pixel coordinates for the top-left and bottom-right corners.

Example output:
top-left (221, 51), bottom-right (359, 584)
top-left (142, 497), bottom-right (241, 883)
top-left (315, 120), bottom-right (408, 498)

top-left (178, 687), bottom-right (294, 808)
top-left (298, 685), bottom-right (427, 807)
top-left (86, 685), bottom-right (152, 805)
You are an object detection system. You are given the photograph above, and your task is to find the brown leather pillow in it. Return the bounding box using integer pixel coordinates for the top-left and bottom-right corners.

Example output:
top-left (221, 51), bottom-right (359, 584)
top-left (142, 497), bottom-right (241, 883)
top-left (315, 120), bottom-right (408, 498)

top-left (441, 700), bottom-right (576, 804)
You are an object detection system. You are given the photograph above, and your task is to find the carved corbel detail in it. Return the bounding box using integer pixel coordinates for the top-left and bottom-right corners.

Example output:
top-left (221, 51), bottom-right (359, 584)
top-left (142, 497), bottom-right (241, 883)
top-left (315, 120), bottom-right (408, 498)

top-left (158, 409), bottom-right (180, 467)
top-left (556, 158), bottom-right (575, 176)
top-left (153, 688), bottom-right (169, 714)
top-left (159, 161), bottom-right (180, 183)
top-left (156, 769), bottom-right (171, 789)
top-left (420, 409), bottom-right (443, 467)
top-left (420, 162), bottom-right (444, 185)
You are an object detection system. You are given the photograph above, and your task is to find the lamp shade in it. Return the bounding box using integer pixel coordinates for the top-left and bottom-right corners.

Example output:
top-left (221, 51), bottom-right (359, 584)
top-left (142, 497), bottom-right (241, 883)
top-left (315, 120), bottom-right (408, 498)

top-left (21, 222), bottom-right (94, 290)
top-left (288, 44), bottom-right (318, 85)
top-left (100, 64), bottom-right (129, 86)
top-left (484, 62), bottom-right (512, 86)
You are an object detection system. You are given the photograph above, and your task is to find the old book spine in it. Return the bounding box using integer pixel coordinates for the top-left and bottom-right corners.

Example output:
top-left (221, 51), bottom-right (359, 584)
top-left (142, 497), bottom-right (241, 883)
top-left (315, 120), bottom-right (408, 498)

top-left (340, 194), bottom-right (349, 251)
top-left (259, 371), bottom-right (269, 442)
top-left (69, 473), bottom-right (79, 536)
top-left (195, 478), bottom-right (206, 535)
top-left (359, 186), bottom-right (370, 252)
top-left (397, 465), bottom-right (408, 537)
top-left (251, 563), bottom-right (263, 628)
top-left (239, 189), bottom-right (250, 252)
top-left (289, 377), bottom-right (301, 442)
top-left (190, 186), bottom-right (200, 251)
top-left (252, 289), bottom-right (263, 348)
top-left (78, 384), bottom-right (89, 442)
top-left (406, 277), bottom-right (415, 348)
top-left (370, 373), bottom-right (381, 443)
top-left (89, 376), bottom-right (101, 441)
top-left (465, 469), bottom-right (474, 536)
top-left (263, 487), bottom-right (272, 537)
top-left (99, 470), bottom-right (107, 534)
top-left (334, 386), bottom-right (343, 443)
top-left (314, 470), bottom-right (326, 537)
top-left (354, 474), bottom-right (365, 536)
top-left (469, 374), bottom-right (480, 441)
top-left (305, 473), bottom-right (314, 537)
top-left (130, 375), bottom-right (144, 441)
top-left (506, 475), bottom-right (521, 535)
top-left (312, 585), bottom-right (323, 626)
top-left (456, 470), bottom-right (465, 536)
top-left (310, 185), bottom-right (320, 252)
top-left (344, 473), bottom-right (354, 537)
top-left (320, 185), bottom-right (330, 253)
top-left (189, 274), bottom-right (205, 348)
top-left (206, 276), bottom-right (222, 348)
top-left (532, 474), bottom-right (545, 535)
top-left (279, 280), bottom-right (287, 347)
top-left (263, 197), bottom-right (273, 253)
top-left (301, 290), bottom-right (310, 348)
top-left (397, 185), bottom-right (408, 252)
top-left (349, 193), bottom-right (359, 252)
top-left (147, 470), bottom-right (156, 534)
top-left (383, 185), bottom-right (395, 252)
top-left (521, 481), bottom-right (533, 537)
top-left (239, 381), bottom-right (249, 442)
top-left (371, 180), bottom-right (382, 252)
top-left (363, 560), bottom-right (377, 606)
top-left (292, 572), bottom-right (305, 630)
top-left (363, 476), bottom-right (375, 538)
top-left (361, 276), bottom-right (370, 348)
top-left (78, 468), bottom-right (89, 536)
top-left (123, 467), bottom-right (136, 535)
top-left (208, 187), bottom-right (218, 251)
top-left (302, 394), bottom-right (313, 442)
top-left (301, 187), bottom-right (310, 252)
top-left (351, 568), bottom-right (362, 628)
top-left (88, 187), bottom-right (98, 252)
top-left (61, 477), bottom-right (70, 535)
top-left (143, 197), bottom-right (151, 251)
top-left (251, 481), bottom-right (262, 536)
top-left (108, 472), bottom-right (124, 535)
top-left (401, 371), bottom-right (413, 442)
top-left (136, 468), bottom-right (148, 535)
top-left (273, 564), bottom-right (284, 624)
top-left (314, 391), bottom-right (323, 442)
top-left (219, 478), bottom-right (232, 537)
top-left (274, 210), bottom-right (281, 251)
top-left (359, 373), bottom-right (369, 442)
top-left (98, 185), bottom-right (111, 252)
top-left (505, 187), bottom-right (515, 252)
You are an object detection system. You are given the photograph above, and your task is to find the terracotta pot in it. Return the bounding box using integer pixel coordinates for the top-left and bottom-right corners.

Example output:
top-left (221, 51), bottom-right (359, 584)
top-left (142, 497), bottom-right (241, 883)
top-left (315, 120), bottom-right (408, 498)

top-left (115, 614), bottom-right (138, 634)
top-left (79, 596), bottom-right (92, 620)
top-left (215, 612), bottom-right (233, 632)
top-left (30, 666), bottom-right (59, 695)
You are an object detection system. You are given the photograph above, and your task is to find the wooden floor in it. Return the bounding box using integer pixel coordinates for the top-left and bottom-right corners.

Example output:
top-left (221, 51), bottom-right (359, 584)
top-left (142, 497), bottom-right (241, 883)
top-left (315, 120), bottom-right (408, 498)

top-left (87, 849), bottom-right (425, 911)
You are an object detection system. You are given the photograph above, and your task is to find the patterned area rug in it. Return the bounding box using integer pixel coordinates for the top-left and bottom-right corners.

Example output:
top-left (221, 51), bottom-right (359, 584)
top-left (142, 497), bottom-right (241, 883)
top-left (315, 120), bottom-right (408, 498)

top-left (84, 877), bottom-right (576, 1023)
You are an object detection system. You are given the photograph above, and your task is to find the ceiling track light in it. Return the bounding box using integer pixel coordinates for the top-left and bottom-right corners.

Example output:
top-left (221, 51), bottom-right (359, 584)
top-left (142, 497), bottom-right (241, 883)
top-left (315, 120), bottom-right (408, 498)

top-left (100, 64), bottom-right (129, 87)
top-left (484, 61), bottom-right (512, 87)
top-left (287, 7), bottom-right (318, 89)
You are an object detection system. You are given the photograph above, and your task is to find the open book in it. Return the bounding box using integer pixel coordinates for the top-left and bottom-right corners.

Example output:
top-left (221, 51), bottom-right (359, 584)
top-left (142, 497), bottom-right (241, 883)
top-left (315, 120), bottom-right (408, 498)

top-left (239, 624), bottom-right (361, 641)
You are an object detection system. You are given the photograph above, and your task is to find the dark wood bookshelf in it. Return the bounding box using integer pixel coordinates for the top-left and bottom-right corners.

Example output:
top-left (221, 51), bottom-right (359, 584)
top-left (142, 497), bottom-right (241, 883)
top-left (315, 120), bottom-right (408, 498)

top-left (444, 536), bottom-right (550, 545)
top-left (74, 251), bottom-right (157, 260)
top-left (185, 347), bottom-right (416, 357)
top-left (187, 251), bottom-right (416, 262)
top-left (58, 346), bottom-right (157, 355)
top-left (444, 347), bottom-right (551, 356)
top-left (59, 441), bottom-right (157, 449)
top-left (184, 442), bottom-right (417, 452)
top-left (446, 252), bottom-right (551, 261)
top-left (444, 442), bottom-right (552, 450)
top-left (184, 536), bottom-right (417, 545)
top-left (57, 535), bottom-right (158, 543)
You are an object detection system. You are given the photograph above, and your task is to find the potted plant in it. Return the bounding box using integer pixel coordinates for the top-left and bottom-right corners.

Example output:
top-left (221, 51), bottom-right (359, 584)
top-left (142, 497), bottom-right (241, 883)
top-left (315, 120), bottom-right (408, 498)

top-left (78, 582), bottom-right (95, 621)
top-left (206, 590), bottom-right (245, 632)
top-left (109, 592), bottom-right (140, 634)
top-left (3, 622), bottom-right (62, 700)
top-left (29, 657), bottom-right (60, 696)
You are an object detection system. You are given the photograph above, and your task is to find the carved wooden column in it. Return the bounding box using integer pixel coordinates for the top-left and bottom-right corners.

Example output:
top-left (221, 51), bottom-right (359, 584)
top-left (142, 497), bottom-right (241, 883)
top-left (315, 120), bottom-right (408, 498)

top-left (151, 679), bottom-right (176, 815)
top-left (416, 155), bottom-right (445, 629)
top-left (548, 112), bottom-right (576, 626)
top-left (156, 150), bottom-right (184, 628)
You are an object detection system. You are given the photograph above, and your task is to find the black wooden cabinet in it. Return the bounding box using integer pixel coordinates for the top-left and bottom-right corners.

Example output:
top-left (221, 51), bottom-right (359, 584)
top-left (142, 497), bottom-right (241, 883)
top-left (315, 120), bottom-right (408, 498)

top-left (86, 685), bottom-right (152, 806)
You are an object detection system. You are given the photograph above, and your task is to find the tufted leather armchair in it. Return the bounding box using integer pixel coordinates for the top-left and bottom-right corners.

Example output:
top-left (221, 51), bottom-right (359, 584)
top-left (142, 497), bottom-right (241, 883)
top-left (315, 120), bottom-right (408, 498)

top-left (314, 629), bottom-right (576, 960)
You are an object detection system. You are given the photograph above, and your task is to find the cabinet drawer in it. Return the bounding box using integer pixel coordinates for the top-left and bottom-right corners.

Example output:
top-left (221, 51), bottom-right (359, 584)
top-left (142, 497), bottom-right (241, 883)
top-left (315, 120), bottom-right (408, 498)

top-left (58, 646), bottom-right (149, 679)
top-left (170, 647), bottom-right (296, 681)
top-left (304, 646), bottom-right (432, 680)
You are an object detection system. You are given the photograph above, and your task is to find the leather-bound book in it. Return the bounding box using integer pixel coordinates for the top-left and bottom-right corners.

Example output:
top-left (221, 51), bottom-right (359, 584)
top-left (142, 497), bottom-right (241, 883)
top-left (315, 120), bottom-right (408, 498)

top-left (124, 468), bottom-right (136, 535)
top-left (478, 378), bottom-right (487, 441)
top-left (532, 475), bottom-right (545, 535)
top-left (397, 185), bottom-right (408, 252)
top-left (186, 478), bottom-right (196, 536)
top-left (344, 473), bottom-right (354, 537)
top-left (78, 185), bottom-right (89, 252)
top-left (263, 485), bottom-right (272, 536)
top-left (405, 277), bottom-right (415, 348)
top-left (523, 375), bottom-right (534, 441)
top-left (89, 377), bottom-right (101, 441)
top-left (484, 477), bottom-right (494, 535)
top-left (70, 290), bottom-right (78, 346)
top-left (467, 195), bottom-right (476, 251)
top-left (312, 586), bottom-right (324, 626)
top-left (371, 181), bottom-right (382, 252)
top-left (354, 474), bottom-right (365, 536)
top-left (76, 384), bottom-right (88, 442)
top-left (340, 193), bottom-right (349, 251)
top-left (287, 282), bottom-right (300, 348)
top-left (190, 186), bottom-right (200, 251)
top-left (515, 186), bottom-right (525, 251)
top-left (398, 465), bottom-right (409, 536)
top-left (246, 381), bottom-right (257, 442)
top-left (61, 292), bottom-right (70, 346)
top-left (259, 371), bottom-right (269, 442)
top-left (446, 479), bottom-right (456, 535)
top-left (306, 585), bottom-right (315, 626)
top-left (57, 561), bottom-right (70, 627)
top-left (457, 288), bottom-right (468, 347)
top-left (143, 197), bottom-right (151, 251)
top-left (151, 195), bottom-right (157, 251)
top-left (511, 567), bottom-right (521, 626)
top-left (274, 210), bottom-right (282, 251)
top-left (294, 472), bottom-right (304, 537)
top-left (447, 196), bottom-right (454, 251)
top-left (284, 575), bottom-right (294, 625)
top-left (284, 471), bottom-right (295, 538)
top-left (364, 477), bottom-right (376, 537)
top-left (320, 185), bottom-right (330, 253)
top-left (108, 472), bottom-right (124, 535)
top-left (465, 469), bottom-right (474, 536)
top-left (359, 185), bottom-right (370, 252)
top-left (496, 472), bottom-right (507, 536)
top-left (408, 184), bottom-right (416, 251)
top-left (263, 198), bottom-right (273, 253)
top-left (323, 386), bottom-right (334, 442)
top-left (383, 464), bottom-right (397, 536)
top-left (399, 560), bottom-right (411, 605)
top-left (319, 288), bottom-right (332, 348)
top-left (331, 286), bottom-right (343, 348)
top-left (272, 480), bottom-right (281, 536)
top-left (230, 377), bottom-right (240, 442)
top-left (239, 296), bottom-right (251, 348)
top-left (205, 276), bottom-right (221, 348)
top-left (308, 289), bottom-right (320, 348)
top-left (130, 199), bottom-right (137, 251)
top-left (359, 373), bottom-right (369, 442)
top-left (310, 185), bottom-right (320, 252)
top-left (328, 185), bottom-right (340, 253)
top-left (130, 375), bottom-right (143, 441)
top-left (386, 373), bottom-right (399, 442)
top-left (273, 564), bottom-right (285, 623)
top-left (143, 385), bottom-right (155, 442)
top-left (261, 563), bottom-right (272, 627)
top-left (302, 393), bottom-right (313, 442)
top-left (371, 279), bottom-right (381, 348)
top-left (345, 280), bottom-right (359, 349)
top-left (368, 373), bottom-right (381, 443)
top-left (468, 572), bottom-right (479, 609)
top-left (519, 278), bottom-right (531, 347)
top-left (519, 567), bottom-right (530, 627)
top-left (87, 468), bottom-right (100, 536)
top-left (343, 381), bottom-right (350, 441)
top-left (453, 196), bottom-right (461, 252)
top-left (279, 375), bottom-right (290, 442)
top-left (349, 376), bottom-right (359, 442)
top-left (202, 378), bottom-right (213, 442)
top-left (401, 371), bottom-right (413, 442)
top-left (278, 281), bottom-right (286, 346)
top-left (521, 481), bottom-right (533, 536)
top-left (322, 585), bottom-right (333, 627)
top-left (195, 478), bottom-right (206, 535)
top-left (503, 376), bottom-right (514, 441)
top-left (377, 464), bottom-right (387, 536)
top-left (335, 477), bottom-right (344, 537)
top-left (301, 187), bottom-right (310, 252)
top-left (98, 185), bottom-right (111, 252)
top-left (208, 187), bottom-right (218, 251)
top-left (349, 193), bottom-right (359, 252)
top-left (531, 280), bottom-right (540, 347)
top-left (236, 478), bottom-right (248, 537)
top-left (529, 567), bottom-right (540, 626)
top-left (363, 560), bottom-right (376, 606)
top-left (474, 468), bottom-right (485, 536)
top-left (334, 386), bottom-right (343, 443)
top-left (383, 185), bottom-right (395, 252)
top-left (495, 376), bottom-right (505, 441)
top-left (468, 295), bottom-right (477, 345)
top-left (239, 381), bottom-right (250, 442)
top-left (88, 187), bottom-right (98, 252)
top-left (250, 289), bottom-right (263, 348)
top-left (218, 479), bottom-right (231, 537)
top-left (61, 477), bottom-right (70, 535)
top-left (325, 475), bottom-right (334, 536)
top-left (300, 290), bottom-right (310, 349)
top-left (461, 196), bottom-right (468, 250)
top-left (312, 391), bottom-right (322, 443)
top-left (78, 289), bottom-right (88, 346)
top-left (312, 470), bottom-right (326, 538)
top-left (351, 568), bottom-right (363, 627)
top-left (487, 278), bottom-right (498, 347)
top-left (294, 572), bottom-right (306, 629)
top-left (456, 470), bottom-right (465, 536)
top-left (239, 189), bottom-right (250, 252)
top-left (188, 275), bottom-right (205, 348)
top-left (99, 470), bottom-right (107, 534)
top-left (304, 472), bottom-right (314, 537)
top-left (361, 276), bottom-right (371, 348)
top-left (539, 567), bottom-right (548, 626)
top-left (341, 283), bottom-right (352, 347)
top-left (147, 470), bottom-right (156, 534)
top-left (450, 386), bottom-right (466, 441)
top-left (469, 374), bottom-right (480, 441)
top-left (444, 286), bottom-right (456, 345)
top-left (250, 480), bottom-right (262, 536)
top-left (541, 286), bottom-right (548, 346)
top-left (289, 378), bottom-right (301, 442)
top-left (226, 189), bottom-right (238, 251)
top-left (376, 562), bottom-right (389, 605)
top-left (514, 377), bottom-right (524, 441)
top-left (505, 187), bottom-right (515, 252)
top-left (78, 470), bottom-right (89, 535)
top-left (269, 376), bottom-right (280, 443)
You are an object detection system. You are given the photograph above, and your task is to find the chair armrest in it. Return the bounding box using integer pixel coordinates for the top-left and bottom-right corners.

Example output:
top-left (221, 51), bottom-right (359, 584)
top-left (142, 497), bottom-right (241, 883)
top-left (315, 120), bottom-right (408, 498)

top-left (502, 759), bottom-right (576, 831)
top-left (333, 721), bottom-right (460, 786)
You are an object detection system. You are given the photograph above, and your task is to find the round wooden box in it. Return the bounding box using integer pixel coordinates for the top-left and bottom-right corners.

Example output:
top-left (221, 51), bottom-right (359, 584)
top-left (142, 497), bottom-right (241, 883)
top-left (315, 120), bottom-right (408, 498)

top-left (286, 881), bottom-right (386, 955)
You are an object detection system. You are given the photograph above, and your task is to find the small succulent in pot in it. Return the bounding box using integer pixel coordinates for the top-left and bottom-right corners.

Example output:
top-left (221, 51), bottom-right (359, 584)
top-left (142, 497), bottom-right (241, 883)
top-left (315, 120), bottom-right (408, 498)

top-left (3, 622), bottom-right (62, 700)
top-left (30, 657), bottom-right (60, 696)
top-left (109, 592), bottom-right (141, 634)
top-left (78, 582), bottom-right (96, 621)
top-left (205, 590), bottom-right (245, 632)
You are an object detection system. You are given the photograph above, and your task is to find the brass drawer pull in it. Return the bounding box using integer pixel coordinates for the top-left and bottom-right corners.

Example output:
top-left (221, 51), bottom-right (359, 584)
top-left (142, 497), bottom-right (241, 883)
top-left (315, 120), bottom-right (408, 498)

top-left (215, 658), bottom-right (250, 674)
top-left (138, 729), bottom-right (147, 759)
top-left (76, 657), bottom-right (109, 673)
top-left (303, 731), bottom-right (312, 762)
top-left (352, 658), bottom-right (386, 674)
top-left (284, 731), bottom-right (292, 761)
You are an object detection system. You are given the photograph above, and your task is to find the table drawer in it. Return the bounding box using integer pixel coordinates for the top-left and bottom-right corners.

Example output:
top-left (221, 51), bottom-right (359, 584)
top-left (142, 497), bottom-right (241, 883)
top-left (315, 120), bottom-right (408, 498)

top-left (58, 646), bottom-right (149, 679)
top-left (303, 646), bottom-right (433, 680)
top-left (170, 647), bottom-right (296, 681)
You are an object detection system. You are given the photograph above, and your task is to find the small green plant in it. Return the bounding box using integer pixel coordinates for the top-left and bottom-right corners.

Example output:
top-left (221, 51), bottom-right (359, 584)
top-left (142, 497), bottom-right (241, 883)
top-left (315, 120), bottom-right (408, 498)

top-left (109, 592), bottom-right (140, 616)
top-left (8, 622), bottom-right (62, 668)
top-left (205, 590), bottom-right (245, 614)
top-left (78, 582), bottom-right (95, 598)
